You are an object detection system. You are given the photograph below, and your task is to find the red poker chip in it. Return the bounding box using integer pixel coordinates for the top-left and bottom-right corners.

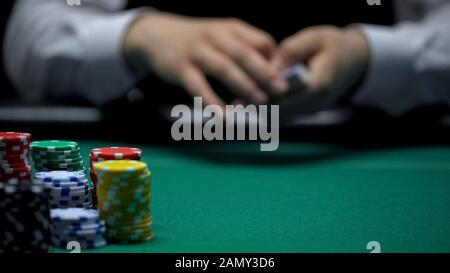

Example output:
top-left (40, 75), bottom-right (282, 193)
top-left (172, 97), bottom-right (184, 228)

top-left (0, 152), bottom-right (29, 159)
top-left (0, 170), bottom-right (32, 180)
top-left (0, 163), bottom-right (31, 170)
top-left (0, 146), bottom-right (29, 152)
top-left (2, 156), bottom-right (29, 162)
top-left (89, 156), bottom-right (107, 166)
top-left (91, 189), bottom-right (98, 208)
top-left (0, 169), bottom-right (31, 175)
top-left (0, 163), bottom-right (31, 169)
top-left (0, 132), bottom-right (31, 144)
top-left (0, 157), bottom-right (30, 165)
top-left (89, 156), bottom-right (140, 167)
top-left (0, 165), bottom-right (32, 174)
top-left (0, 146), bottom-right (29, 155)
top-left (90, 147), bottom-right (142, 160)
top-left (90, 173), bottom-right (98, 183)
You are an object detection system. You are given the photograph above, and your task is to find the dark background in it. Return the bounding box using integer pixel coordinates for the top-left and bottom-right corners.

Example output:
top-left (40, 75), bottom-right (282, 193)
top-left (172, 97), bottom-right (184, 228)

top-left (0, 0), bottom-right (448, 146)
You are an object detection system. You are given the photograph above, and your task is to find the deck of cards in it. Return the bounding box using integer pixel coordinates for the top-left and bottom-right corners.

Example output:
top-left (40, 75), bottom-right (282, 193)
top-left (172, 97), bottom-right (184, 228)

top-left (269, 63), bottom-right (310, 105)
top-left (282, 63), bottom-right (310, 93)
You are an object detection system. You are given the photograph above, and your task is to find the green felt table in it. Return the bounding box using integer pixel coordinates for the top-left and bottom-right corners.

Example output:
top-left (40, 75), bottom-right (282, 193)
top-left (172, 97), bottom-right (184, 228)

top-left (58, 141), bottom-right (450, 253)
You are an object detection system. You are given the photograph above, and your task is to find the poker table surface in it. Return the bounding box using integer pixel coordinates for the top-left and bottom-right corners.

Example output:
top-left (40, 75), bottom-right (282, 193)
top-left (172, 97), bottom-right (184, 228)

top-left (58, 140), bottom-right (450, 253)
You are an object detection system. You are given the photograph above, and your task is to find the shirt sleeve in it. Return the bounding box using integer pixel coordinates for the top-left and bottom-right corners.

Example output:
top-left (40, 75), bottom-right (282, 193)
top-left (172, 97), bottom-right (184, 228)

top-left (352, 3), bottom-right (450, 116)
top-left (3, 0), bottom-right (151, 105)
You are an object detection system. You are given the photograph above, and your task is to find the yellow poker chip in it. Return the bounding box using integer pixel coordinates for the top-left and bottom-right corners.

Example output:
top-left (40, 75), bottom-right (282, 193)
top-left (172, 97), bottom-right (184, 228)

top-left (99, 210), bottom-right (151, 219)
top-left (109, 224), bottom-right (153, 233)
top-left (111, 220), bottom-right (153, 229)
top-left (99, 201), bottom-right (151, 214)
top-left (96, 172), bottom-right (151, 185)
top-left (109, 233), bottom-right (154, 244)
top-left (108, 225), bottom-right (153, 232)
top-left (97, 180), bottom-right (150, 191)
top-left (108, 228), bottom-right (154, 237)
top-left (93, 160), bottom-right (148, 174)
top-left (102, 209), bottom-right (151, 218)
top-left (108, 230), bottom-right (153, 239)
top-left (106, 216), bottom-right (152, 226)
top-left (97, 195), bottom-right (151, 207)
top-left (94, 158), bottom-right (154, 242)
top-left (97, 189), bottom-right (151, 201)
top-left (101, 206), bottom-right (151, 216)
top-left (96, 174), bottom-right (150, 184)
top-left (97, 168), bottom-right (150, 176)
top-left (96, 173), bottom-right (151, 188)
top-left (96, 184), bottom-right (151, 196)
top-left (97, 190), bottom-right (151, 201)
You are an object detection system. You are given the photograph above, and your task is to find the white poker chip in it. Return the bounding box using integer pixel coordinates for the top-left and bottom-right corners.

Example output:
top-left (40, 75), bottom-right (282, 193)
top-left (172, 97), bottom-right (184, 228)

top-left (50, 208), bottom-right (99, 222)
top-left (35, 171), bottom-right (86, 182)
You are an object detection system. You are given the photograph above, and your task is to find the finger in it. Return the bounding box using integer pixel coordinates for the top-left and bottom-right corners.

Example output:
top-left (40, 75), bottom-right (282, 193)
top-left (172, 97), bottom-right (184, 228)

top-left (180, 63), bottom-right (226, 108)
top-left (208, 33), bottom-right (283, 94)
top-left (272, 30), bottom-right (323, 70)
top-left (306, 51), bottom-right (335, 92)
top-left (231, 99), bottom-right (246, 105)
top-left (192, 45), bottom-right (269, 104)
top-left (232, 22), bottom-right (277, 59)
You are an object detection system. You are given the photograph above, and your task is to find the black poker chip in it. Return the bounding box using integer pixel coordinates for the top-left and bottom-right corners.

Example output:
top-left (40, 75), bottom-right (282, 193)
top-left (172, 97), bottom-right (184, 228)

top-left (0, 179), bottom-right (52, 253)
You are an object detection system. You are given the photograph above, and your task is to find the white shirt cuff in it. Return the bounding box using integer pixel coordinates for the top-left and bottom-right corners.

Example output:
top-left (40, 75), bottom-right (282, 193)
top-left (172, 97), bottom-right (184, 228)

top-left (351, 24), bottom-right (425, 115)
top-left (79, 8), bottom-right (148, 105)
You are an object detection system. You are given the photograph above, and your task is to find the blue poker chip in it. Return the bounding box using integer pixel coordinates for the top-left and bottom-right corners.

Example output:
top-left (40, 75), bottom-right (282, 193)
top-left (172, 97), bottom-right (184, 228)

top-left (51, 208), bottom-right (98, 222)
top-left (49, 195), bottom-right (90, 202)
top-left (60, 220), bottom-right (106, 230)
top-left (52, 235), bottom-right (104, 245)
top-left (35, 171), bottom-right (86, 182)
top-left (49, 198), bottom-right (90, 205)
top-left (50, 189), bottom-right (90, 197)
top-left (51, 237), bottom-right (106, 250)
top-left (49, 202), bottom-right (91, 209)
top-left (49, 208), bottom-right (106, 249)
top-left (52, 221), bottom-right (105, 232)
top-left (50, 185), bottom-right (89, 194)
top-left (55, 195), bottom-right (90, 202)
top-left (52, 228), bottom-right (106, 239)
top-left (65, 227), bottom-right (106, 237)
top-left (44, 181), bottom-right (86, 187)
top-left (49, 193), bottom-right (90, 202)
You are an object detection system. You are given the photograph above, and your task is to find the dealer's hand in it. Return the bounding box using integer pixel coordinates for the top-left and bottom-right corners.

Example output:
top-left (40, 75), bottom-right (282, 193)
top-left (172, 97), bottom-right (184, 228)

top-left (124, 12), bottom-right (288, 107)
top-left (271, 25), bottom-right (370, 109)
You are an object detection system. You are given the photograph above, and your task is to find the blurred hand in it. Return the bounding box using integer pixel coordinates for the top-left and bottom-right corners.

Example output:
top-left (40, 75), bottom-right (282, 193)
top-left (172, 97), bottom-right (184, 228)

top-left (124, 12), bottom-right (288, 107)
top-left (271, 25), bottom-right (370, 109)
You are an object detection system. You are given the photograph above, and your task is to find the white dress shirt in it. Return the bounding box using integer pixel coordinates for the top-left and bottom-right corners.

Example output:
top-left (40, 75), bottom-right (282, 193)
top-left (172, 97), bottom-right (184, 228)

top-left (355, 0), bottom-right (450, 115)
top-left (3, 0), bottom-right (450, 115)
top-left (3, 0), bottom-right (139, 105)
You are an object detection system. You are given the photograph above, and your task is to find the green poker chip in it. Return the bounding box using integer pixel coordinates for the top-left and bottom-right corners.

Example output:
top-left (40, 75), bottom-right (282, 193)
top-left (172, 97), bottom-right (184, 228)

top-left (35, 166), bottom-right (85, 172)
top-left (35, 160), bottom-right (83, 167)
top-left (31, 140), bottom-right (85, 172)
top-left (32, 156), bottom-right (83, 164)
top-left (34, 161), bottom-right (84, 169)
top-left (30, 140), bottom-right (79, 152)
top-left (32, 150), bottom-right (81, 158)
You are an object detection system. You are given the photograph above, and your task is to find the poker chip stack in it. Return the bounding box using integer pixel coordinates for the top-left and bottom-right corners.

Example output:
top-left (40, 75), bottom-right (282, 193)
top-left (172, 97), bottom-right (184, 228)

top-left (50, 208), bottom-right (107, 249)
top-left (93, 160), bottom-right (153, 243)
top-left (0, 132), bottom-right (32, 182)
top-left (35, 171), bottom-right (92, 209)
top-left (89, 147), bottom-right (142, 208)
top-left (30, 140), bottom-right (85, 173)
top-left (0, 180), bottom-right (51, 253)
